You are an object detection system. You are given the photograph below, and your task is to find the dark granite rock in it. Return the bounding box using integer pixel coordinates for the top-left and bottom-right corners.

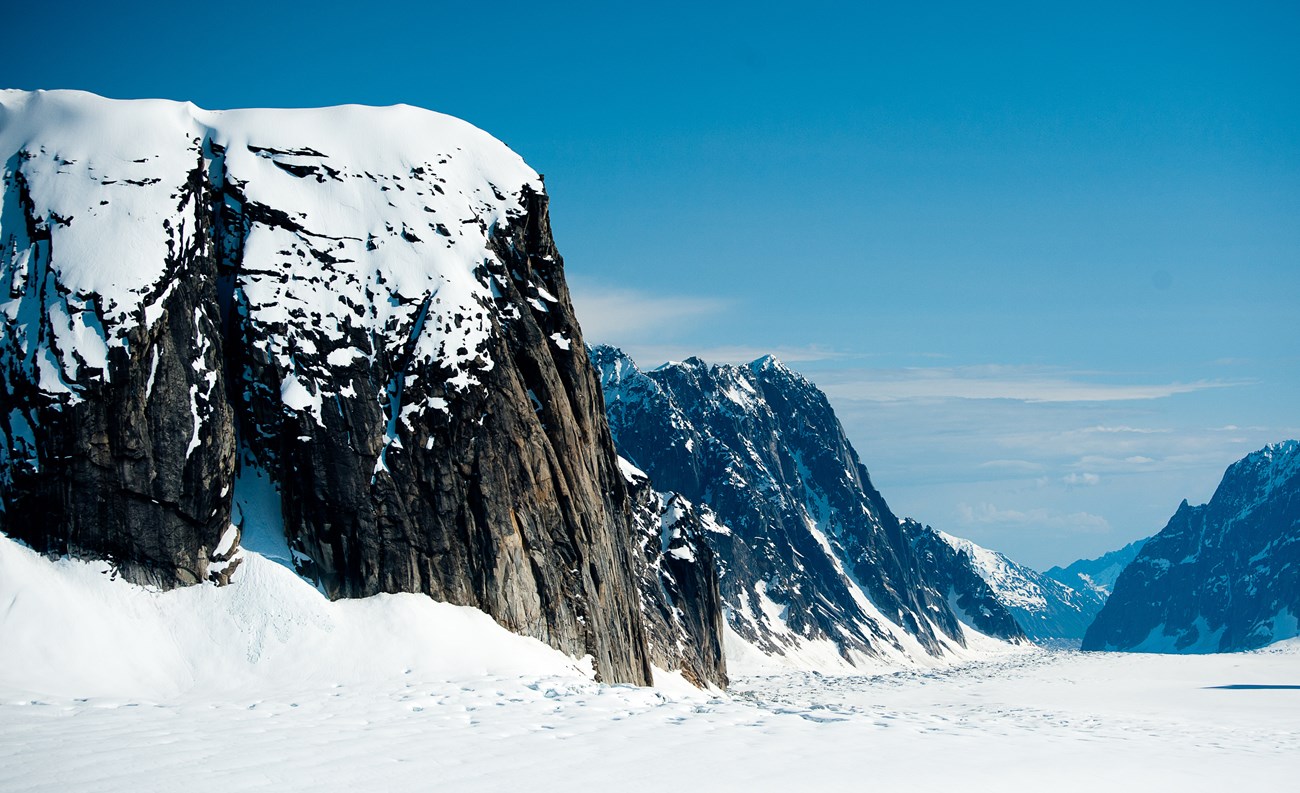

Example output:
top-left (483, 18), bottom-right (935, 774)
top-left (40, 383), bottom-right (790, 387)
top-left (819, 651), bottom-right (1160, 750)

top-left (1, 151), bottom-right (236, 588)
top-left (224, 179), bottom-right (654, 684)
top-left (622, 460), bottom-right (727, 688)
top-left (902, 520), bottom-right (1026, 643)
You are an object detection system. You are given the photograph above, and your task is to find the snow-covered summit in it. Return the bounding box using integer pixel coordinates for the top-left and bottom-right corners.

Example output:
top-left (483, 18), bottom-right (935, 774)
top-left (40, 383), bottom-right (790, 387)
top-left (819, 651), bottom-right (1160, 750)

top-left (1, 88), bottom-right (541, 411)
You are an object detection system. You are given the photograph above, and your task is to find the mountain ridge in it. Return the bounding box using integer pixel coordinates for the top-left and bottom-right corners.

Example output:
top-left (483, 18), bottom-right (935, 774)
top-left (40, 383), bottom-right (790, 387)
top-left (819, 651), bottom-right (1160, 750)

top-left (593, 343), bottom-right (1025, 668)
top-left (1083, 441), bottom-right (1300, 652)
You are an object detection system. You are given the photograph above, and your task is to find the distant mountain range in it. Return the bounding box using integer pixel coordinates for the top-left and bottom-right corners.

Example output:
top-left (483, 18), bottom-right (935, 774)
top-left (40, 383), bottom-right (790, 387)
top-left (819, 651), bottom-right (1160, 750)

top-left (591, 344), bottom-right (1149, 658)
top-left (925, 527), bottom-right (1106, 645)
top-left (1046, 538), bottom-right (1148, 598)
top-left (594, 348), bottom-right (1300, 657)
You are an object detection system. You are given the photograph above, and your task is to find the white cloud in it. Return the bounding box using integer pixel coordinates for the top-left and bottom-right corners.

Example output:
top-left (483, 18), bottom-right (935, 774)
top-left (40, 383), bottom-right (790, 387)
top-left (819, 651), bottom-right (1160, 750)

top-left (978, 459), bottom-right (1043, 472)
top-left (569, 282), bottom-right (849, 366)
top-left (568, 282), bottom-right (729, 342)
top-left (1061, 472), bottom-right (1101, 487)
top-left (1082, 425), bottom-right (1170, 434)
top-left (818, 366), bottom-right (1247, 404)
top-left (623, 343), bottom-right (847, 367)
top-left (957, 502), bottom-right (1111, 534)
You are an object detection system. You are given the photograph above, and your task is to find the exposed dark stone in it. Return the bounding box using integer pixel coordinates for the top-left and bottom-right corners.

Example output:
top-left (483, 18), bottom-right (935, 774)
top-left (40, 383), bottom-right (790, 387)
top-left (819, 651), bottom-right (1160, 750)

top-left (623, 462), bottom-right (727, 688)
top-left (227, 185), bottom-right (655, 684)
top-left (0, 94), bottom-right (718, 688)
top-left (0, 153), bottom-right (236, 588)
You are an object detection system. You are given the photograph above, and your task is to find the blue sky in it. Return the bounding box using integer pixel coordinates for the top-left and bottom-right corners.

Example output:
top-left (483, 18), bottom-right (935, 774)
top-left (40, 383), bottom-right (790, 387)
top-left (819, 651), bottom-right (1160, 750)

top-left (12, 1), bottom-right (1298, 567)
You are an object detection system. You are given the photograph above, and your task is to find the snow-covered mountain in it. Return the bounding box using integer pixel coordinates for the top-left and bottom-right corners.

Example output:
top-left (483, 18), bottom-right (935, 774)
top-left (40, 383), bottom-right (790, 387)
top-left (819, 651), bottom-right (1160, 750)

top-left (0, 89), bottom-right (725, 686)
top-left (902, 520), bottom-right (1027, 643)
top-left (1083, 441), bottom-right (1300, 652)
top-left (593, 345), bottom-right (1022, 669)
top-left (914, 524), bottom-right (1105, 645)
top-left (1046, 537), bottom-right (1148, 598)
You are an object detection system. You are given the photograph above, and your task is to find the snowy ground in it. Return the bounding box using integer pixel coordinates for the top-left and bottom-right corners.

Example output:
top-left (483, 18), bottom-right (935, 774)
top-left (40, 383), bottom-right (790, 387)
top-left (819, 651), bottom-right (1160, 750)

top-left (2, 536), bottom-right (1297, 792)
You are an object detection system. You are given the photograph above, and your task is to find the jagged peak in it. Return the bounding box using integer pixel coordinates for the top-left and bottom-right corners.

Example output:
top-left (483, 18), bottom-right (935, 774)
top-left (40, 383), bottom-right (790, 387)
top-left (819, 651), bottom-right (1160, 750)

top-left (1200, 440), bottom-right (1300, 503)
top-left (1245, 439), bottom-right (1300, 467)
top-left (654, 355), bottom-right (709, 372)
top-left (747, 354), bottom-right (813, 389)
top-left (588, 343), bottom-right (636, 369)
top-left (587, 342), bottom-right (624, 357)
top-left (749, 353), bottom-right (786, 371)
top-left (590, 348), bottom-right (664, 410)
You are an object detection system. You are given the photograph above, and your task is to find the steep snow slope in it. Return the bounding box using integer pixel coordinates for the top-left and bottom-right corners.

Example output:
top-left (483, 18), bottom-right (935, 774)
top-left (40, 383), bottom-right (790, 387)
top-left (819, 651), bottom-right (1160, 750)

top-left (0, 533), bottom-right (589, 700)
top-left (1084, 441), bottom-right (1300, 652)
top-left (0, 89), bottom-right (538, 414)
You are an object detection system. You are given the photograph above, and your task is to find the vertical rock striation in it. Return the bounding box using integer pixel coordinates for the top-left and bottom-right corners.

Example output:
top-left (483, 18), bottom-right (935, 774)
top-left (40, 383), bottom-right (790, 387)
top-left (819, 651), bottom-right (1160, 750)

top-left (621, 458), bottom-right (727, 688)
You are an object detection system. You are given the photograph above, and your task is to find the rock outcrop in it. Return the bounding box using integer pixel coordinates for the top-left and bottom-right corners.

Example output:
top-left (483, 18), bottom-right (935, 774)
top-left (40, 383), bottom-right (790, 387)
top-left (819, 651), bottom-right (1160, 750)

top-left (1082, 441), bottom-right (1300, 653)
top-left (908, 522), bottom-right (1104, 645)
top-left (621, 459), bottom-right (727, 688)
top-left (0, 89), bottom-right (700, 686)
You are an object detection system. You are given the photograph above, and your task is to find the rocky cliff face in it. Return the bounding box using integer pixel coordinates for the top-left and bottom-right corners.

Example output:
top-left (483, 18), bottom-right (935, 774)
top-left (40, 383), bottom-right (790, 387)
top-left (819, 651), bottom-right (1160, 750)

top-left (621, 459), bottom-right (727, 688)
top-left (0, 89), bottom-right (682, 686)
top-left (0, 93), bottom-right (238, 587)
top-left (1083, 441), bottom-right (1300, 653)
top-left (593, 345), bottom-right (993, 666)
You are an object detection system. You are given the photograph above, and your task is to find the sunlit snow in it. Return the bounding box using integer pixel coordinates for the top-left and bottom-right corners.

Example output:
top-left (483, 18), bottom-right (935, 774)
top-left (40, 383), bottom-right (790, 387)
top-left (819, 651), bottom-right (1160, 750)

top-left (1, 533), bottom-right (1295, 792)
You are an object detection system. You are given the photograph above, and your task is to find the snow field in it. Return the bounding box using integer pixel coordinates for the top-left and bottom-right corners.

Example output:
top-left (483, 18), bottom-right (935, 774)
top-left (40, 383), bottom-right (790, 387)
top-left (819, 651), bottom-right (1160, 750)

top-left (2, 533), bottom-right (1297, 792)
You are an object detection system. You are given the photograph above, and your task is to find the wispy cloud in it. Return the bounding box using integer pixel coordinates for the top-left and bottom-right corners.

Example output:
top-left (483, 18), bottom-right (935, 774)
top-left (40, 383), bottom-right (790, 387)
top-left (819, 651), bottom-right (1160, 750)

top-left (819, 365), bottom-right (1248, 404)
top-left (978, 459), bottom-right (1043, 472)
top-left (569, 281), bottom-right (853, 366)
top-left (1061, 472), bottom-right (1101, 487)
top-left (621, 343), bottom-right (848, 367)
top-left (569, 282), bottom-right (730, 342)
top-left (958, 502), bottom-right (1111, 533)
